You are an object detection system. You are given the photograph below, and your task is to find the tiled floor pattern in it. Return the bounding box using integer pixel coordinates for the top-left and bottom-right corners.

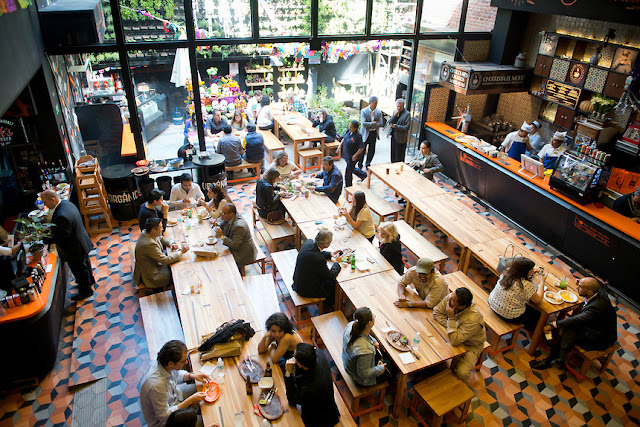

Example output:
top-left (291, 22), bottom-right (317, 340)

top-left (1, 174), bottom-right (639, 426)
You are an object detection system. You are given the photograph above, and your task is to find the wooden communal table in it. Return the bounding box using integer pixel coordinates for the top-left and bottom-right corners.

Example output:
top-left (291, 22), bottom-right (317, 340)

top-left (339, 270), bottom-right (467, 418)
top-left (345, 184), bottom-right (403, 222)
top-left (465, 236), bottom-right (583, 355)
top-left (391, 220), bottom-right (448, 271)
top-left (172, 254), bottom-right (262, 351)
top-left (409, 194), bottom-right (507, 270)
top-left (272, 110), bottom-right (326, 169)
top-left (366, 163), bottom-right (447, 219)
top-left (297, 220), bottom-right (394, 287)
top-left (165, 211), bottom-right (232, 263)
top-left (281, 191), bottom-right (340, 247)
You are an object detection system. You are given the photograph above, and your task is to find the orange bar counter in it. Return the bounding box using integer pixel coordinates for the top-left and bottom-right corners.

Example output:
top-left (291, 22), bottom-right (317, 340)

top-left (0, 252), bottom-right (67, 387)
top-left (425, 121), bottom-right (640, 306)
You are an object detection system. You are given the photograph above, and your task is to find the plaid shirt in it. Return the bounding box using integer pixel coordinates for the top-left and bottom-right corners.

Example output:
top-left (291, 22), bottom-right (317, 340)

top-left (292, 97), bottom-right (308, 118)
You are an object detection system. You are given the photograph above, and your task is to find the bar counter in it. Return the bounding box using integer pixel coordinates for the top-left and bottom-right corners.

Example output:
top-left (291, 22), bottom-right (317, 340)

top-left (425, 121), bottom-right (640, 306)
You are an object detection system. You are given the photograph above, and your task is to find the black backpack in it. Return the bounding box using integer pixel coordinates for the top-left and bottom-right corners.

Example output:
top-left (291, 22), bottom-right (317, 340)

top-left (198, 319), bottom-right (255, 352)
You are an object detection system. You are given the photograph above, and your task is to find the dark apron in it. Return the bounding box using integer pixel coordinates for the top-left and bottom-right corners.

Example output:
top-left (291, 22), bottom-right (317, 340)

top-left (507, 140), bottom-right (527, 161)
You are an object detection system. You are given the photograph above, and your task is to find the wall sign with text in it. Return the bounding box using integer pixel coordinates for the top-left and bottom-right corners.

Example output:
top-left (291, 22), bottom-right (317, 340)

top-left (544, 80), bottom-right (581, 109)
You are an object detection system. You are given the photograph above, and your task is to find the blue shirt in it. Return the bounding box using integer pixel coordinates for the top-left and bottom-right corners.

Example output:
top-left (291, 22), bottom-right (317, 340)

top-left (292, 97), bottom-right (308, 118)
top-left (206, 116), bottom-right (229, 135)
top-left (315, 166), bottom-right (343, 203)
top-left (243, 131), bottom-right (265, 163)
top-left (341, 130), bottom-right (363, 162)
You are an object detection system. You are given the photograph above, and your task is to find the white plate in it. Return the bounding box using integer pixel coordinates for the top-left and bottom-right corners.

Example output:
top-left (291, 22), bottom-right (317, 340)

top-left (558, 290), bottom-right (578, 303)
top-left (28, 209), bottom-right (45, 219)
top-left (544, 291), bottom-right (563, 305)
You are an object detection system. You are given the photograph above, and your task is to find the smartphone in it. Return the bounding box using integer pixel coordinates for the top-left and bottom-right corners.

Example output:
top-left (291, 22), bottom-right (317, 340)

top-left (338, 250), bottom-right (344, 255)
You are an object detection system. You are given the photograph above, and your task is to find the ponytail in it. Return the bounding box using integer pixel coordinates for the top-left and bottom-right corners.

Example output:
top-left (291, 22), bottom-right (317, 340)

top-left (347, 307), bottom-right (373, 348)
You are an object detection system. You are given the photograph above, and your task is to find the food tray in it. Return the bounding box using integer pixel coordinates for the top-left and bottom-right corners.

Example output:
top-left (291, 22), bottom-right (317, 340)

top-left (385, 330), bottom-right (411, 352)
top-left (238, 357), bottom-right (263, 383)
top-left (259, 394), bottom-right (283, 420)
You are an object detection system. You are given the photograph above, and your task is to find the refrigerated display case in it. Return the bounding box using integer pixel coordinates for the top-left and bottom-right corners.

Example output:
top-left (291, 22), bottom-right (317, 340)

top-left (549, 150), bottom-right (612, 205)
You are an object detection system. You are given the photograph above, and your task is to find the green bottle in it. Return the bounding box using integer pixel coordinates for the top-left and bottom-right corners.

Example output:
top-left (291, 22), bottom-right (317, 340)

top-left (351, 255), bottom-right (356, 271)
top-left (288, 182), bottom-right (293, 192)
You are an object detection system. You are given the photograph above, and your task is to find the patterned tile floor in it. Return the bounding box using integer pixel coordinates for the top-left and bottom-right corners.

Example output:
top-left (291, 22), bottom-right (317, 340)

top-left (1, 173), bottom-right (640, 427)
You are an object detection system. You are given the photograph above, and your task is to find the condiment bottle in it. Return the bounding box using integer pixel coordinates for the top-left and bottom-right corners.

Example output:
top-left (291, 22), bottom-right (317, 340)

top-left (245, 375), bottom-right (253, 395)
top-left (265, 362), bottom-right (272, 377)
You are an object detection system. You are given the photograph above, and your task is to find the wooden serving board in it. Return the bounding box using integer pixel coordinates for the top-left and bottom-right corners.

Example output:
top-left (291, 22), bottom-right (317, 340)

top-left (259, 394), bottom-right (284, 420)
top-left (238, 358), bottom-right (263, 383)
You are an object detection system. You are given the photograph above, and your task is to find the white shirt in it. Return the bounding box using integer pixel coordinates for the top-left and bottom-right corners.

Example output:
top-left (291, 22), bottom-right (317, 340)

top-left (488, 275), bottom-right (536, 319)
top-left (537, 144), bottom-right (566, 162)
top-left (0, 246), bottom-right (12, 256)
top-left (169, 183), bottom-right (204, 209)
top-left (500, 131), bottom-right (527, 152)
top-left (269, 160), bottom-right (296, 178)
top-left (139, 361), bottom-right (189, 427)
top-left (256, 105), bottom-right (273, 128)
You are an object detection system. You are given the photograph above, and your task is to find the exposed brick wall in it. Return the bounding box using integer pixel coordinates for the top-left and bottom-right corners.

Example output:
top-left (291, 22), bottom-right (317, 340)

top-left (464, 0), bottom-right (498, 32)
top-left (496, 92), bottom-right (543, 134)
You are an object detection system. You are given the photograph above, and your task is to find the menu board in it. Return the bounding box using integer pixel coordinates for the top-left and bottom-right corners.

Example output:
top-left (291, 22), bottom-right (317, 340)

top-left (544, 80), bottom-right (581, 109)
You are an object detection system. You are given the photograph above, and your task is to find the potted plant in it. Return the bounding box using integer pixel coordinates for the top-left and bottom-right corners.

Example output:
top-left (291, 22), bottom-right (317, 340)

top-left (265, 87), bottom-right (274, 101)
top-left (14, 217), bottom-right (55, 262)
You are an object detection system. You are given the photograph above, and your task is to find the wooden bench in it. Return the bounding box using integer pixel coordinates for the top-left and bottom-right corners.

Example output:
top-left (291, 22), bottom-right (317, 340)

top-left (271, 248), bottom-right (324, 326)
top-left (128, 240), bottom-right (169, 296)
top-left (251, 202), bottom-right (295, 252)
top-left (139, 290), bottom-right (185, 360)
top-left (391, 220), bottom-right (448, 271)
top-left (334, 384), bottom-right (357, 427)
top-left (566, 343), bottom-right (620, 381)
top-left (226, 160), bottom-right (261, 184)
top-left (243, 274), bottom-right (281, 327)
top-left (345, 184), bottom-right (402, 223)
top-left (239, 214), bottom-right (267, 276)
top-left (444, 271), bottom-right (523, 355)
top-left (297, 148), bottom-right (323, 173)
top-left (410, 369), bottom-right (475, 427)
top-left (258, 129), bottom-right (285, 162)
top-left (312, 312), bottom-right (388, 418)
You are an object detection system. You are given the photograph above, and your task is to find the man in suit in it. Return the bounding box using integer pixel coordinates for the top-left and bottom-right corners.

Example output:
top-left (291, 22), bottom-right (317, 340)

top-left (134, 218), bottom-right (188, 289)
top-left (531, 277), bottom-right (617, 370)
top-left (292, 230), bottom-right (342, 306)
top-left (41, 189), bottom-right (96, 301)
top-left (213, 203), bottom-right (256, 270)
top-left (407, 141), bottom-right (443, 181)
top-left (358, 96), bottom-right (383, 169)
top-left (388, 98), bottom-right (411, 163)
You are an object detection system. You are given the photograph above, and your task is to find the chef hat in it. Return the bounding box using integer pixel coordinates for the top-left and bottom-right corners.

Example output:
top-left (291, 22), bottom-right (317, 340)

top-left (520, 121), bottom-right (533, 132)
top-left (552, 131), bottom-right (567, 141)
top-left (532, 120), bottom-right (541, 128)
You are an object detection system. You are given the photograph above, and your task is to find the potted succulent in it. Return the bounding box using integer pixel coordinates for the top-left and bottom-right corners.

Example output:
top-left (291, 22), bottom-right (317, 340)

top-left (14, 217), bottom-right (55, 262)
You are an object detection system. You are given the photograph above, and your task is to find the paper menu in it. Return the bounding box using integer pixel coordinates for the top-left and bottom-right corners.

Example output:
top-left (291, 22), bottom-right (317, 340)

top-left (398, 352), bottom-right (416, 364)
top-left (200, 361), bottom-right (216, 376)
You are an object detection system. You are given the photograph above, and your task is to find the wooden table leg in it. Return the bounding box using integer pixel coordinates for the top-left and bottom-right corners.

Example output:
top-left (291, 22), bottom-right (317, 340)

top-left (528, 311), bottom-right (550, 356)
top-left (274, 121), bottom-right (280, 138)
top-left (439, 259), bottom-right (446, 273)
top-left (392, 372), bottom-right (407, 418)
top-left (366, 170), bottom-right (373, 188)
top-left (406, 201), bottom-right (414, 225)
top-left (334, 281), bottom-right (342, 310)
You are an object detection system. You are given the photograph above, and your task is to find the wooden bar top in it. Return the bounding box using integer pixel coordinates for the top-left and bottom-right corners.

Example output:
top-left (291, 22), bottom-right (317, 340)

top-left (339, 271), bottom-right (467, 375)
top-left (0, 252), bottom-right (58, 324)
top-left (367, 163), bottom-right (447, 200)
top-left (425, 121), bottom-right (640, 242)
top-left (297, 220), bottom-right (393, 283)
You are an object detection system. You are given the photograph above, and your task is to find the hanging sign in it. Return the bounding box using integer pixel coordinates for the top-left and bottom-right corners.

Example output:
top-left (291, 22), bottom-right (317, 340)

top-left (0, 119), bottom-right (17, 147)
top-left (544, 80), bottom-right (581, 109)
top-left (439, 62), bottom-right (531, 95)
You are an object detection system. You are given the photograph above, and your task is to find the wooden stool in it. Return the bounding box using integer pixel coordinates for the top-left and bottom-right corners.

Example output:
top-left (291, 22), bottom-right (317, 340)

top-left (324, 141), bottom-right (341, 160)
top-left (410, 370), bottom-right (475, 427)
top-left (566, 343), bottom-right (619, 381)
top-left (297, 148), bottom-right (323, 172)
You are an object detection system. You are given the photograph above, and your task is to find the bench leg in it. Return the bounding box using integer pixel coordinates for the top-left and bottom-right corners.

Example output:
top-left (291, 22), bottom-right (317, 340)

top-left (489, 334), bottom-right (501, 354)
top-left (432, 414), bottom-right (444, 427)
top-left (295, 306), bottom-right (302, 327)
top-left (317, 300), bottom-right (323, 315)
top-left (439, 259), bottom-right (446, 273)
top-left (459, 398), bottom-right (472, 423)
top-left (600, 352), bottom-right (615, 373)
top-left (260, 259), bottom-right (266, 274)
top-left (240, 265), bottom-right (245, 276)
top-left (352, 397), bottom-right (360, 417)
top-left (392, 373), bottom-right (407, 418)
top-left (578, 357), bottom-right (591, 378)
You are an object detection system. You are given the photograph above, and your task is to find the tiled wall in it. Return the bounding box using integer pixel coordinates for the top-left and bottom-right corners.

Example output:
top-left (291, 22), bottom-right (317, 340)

top-left (454, 93), bottom-right (488, 123)
top-left (462, 40), bottom-right (491, 62)
top-left (496, 92), bottom-right (543, 134)
top-left (425, 86), bottom-right (450, 122)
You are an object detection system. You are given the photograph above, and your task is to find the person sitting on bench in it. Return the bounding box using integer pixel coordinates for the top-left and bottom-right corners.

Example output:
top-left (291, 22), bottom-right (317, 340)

top-left (213, 203), bottom-right (257, 270)
top-left (531, 277), bottom-right (617, 370)
top-left (258, 312), bottom-right (303, 368)
top-left (395, 258), bottom-right (447, 309)
top-left (169, 173), bottom-right (204, 209)
top-left (256, 168), bottom-right (286, 222)
top-left (197, 183), bottom-right (232, 221)
top-left (216, 125), bottom-right (244, 167)
top-left (138, 188), bottom-right (169, 231)
top-left (343, 307), bottom-right (389, 386)
top-left (311, 157), bottom-right (344, 204)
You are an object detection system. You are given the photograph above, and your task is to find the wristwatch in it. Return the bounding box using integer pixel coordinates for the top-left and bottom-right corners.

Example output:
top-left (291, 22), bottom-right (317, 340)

top-left (285, 372), bottom-right (292, 378)
top-left (408, 301), bottom-right (413, 308)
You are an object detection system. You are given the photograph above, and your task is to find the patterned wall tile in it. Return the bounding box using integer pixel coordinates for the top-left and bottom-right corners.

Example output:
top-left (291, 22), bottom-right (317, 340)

top-left (454, 93), bottom-right (488, 123)
top-left (549, 58), bottom-right (570, 81)
top-left (462, 40), bottom-right (491, 62)
top-left (584, 67), bottom-right (608, 92)
top-left (426, 86), bottom-right (449, 122)
top-left (496, 92), bottom-right (543, 131)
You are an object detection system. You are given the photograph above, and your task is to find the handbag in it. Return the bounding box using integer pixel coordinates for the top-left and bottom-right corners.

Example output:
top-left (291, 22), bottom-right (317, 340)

top-left (497, 243), bottom-right (522, 274)
top-left (266, 209), bottom-right (284, 223)
top-left (200, 341), bottom-right (242, 361)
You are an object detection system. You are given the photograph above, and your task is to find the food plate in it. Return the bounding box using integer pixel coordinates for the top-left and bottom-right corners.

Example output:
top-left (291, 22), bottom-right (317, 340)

top-left (136, 159), bottom-right (149, 167)
top-left (28, 209), bottom-right (46, 219)
top-left (150, 166), bottom-right (168, 173)
top-left (197, 207), bottom-right (210, 219)
top-left (56, 183), bottom-right (70, 191)
top-left (131, 166), bottom-right (149, 175)
top-left (238, 357), bottom-right (263, 383)
top-left (455, 134), bottom-right (480, 144)
top-left (544, 291), bottom-right (564, 305)
top-left (386, 330), bottom-right (411, 352)
top-left (203, 382), bottom-right (220, 403)
top-left (558, 289), bottom-right (578, 303)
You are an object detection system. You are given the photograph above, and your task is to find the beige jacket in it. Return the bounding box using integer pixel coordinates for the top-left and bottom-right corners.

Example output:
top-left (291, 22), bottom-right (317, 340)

top-left (133, 231), bottom-right (182, 288)
top-left (432, 293), bottom-right (486, 353)
top-left (220, 214), bottom-right (256, 268)
top-left (398, 267), bottom-right (448, 308)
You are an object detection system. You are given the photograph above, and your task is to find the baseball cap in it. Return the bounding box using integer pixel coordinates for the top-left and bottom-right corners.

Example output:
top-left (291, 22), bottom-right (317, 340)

top-left (415, 258), bottom-right (435, 274)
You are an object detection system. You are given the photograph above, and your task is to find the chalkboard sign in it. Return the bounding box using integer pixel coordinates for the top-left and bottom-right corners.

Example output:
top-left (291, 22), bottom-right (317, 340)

top-left (544, 80), bottom-right (581, 109)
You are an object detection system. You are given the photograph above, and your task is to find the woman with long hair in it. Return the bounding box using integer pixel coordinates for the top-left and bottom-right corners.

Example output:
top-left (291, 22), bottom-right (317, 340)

top-left (268, 151), bottom-right (302, 179)
top-left (197, 183), bottom-right (232, 220)
top-left (488, 257), bottom-right (546, 330)
top-left (377, 221), bottom-right (403, 275)
top-left (230, 109), bottom-right (248, 132)
top-left (258, 312), bottom-right (303, 365)
top-left (340, 191), bottom-right (375, 241)
top-left (342, 307), bottom-right (387, 386)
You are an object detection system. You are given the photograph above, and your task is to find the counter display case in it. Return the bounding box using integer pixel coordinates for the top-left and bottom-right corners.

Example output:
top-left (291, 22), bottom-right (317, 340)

top-left (549, 151), bottom-right (611, 204)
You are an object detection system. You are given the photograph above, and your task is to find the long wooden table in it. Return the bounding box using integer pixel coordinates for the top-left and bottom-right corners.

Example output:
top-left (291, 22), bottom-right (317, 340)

top-left (465, 236), bottom-right (583, 355)
top-left (409, 193), bottom-right (507, 270)
top-left (391, 220), bottom-right (448, 271)
top-left (273, 110), bottom-right (326, 169)
top-left (281, 190), bottom-right (340, 247)
top-left (339, 270), bottom-right (467, 418)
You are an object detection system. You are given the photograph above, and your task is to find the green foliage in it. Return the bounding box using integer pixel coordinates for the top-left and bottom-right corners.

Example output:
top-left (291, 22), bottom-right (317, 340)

top-left (308, 84), bottom-right (358, 135)
top-left (14, 218), bottom-right (54, 251)
top-left (120, 0), bottom-right (176, 21)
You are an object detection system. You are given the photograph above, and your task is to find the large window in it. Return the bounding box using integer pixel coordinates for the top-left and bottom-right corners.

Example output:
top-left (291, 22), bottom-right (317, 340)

top-left (319, 0), bottom-right (366, 35)
top-left (259, 0), bottom-right (311, 37)
top-left (120, 0), bottom-right (186, 43)
top-left (193, 0), bottom-right (252, 39)
top-left (420, 0), bottom-right (463, 33)
top-left (372, 0), bottom-right (416, 34)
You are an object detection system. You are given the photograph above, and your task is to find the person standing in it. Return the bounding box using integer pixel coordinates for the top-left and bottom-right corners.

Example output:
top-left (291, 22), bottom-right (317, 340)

top-left (500, 122), bottom-right (533, 161)
top-left (388, 98), bottom-right (411, 163)
top-left (527, 120), bottom-right (545, 156)
top-left (613, 187), bottom-right (640, 222)
top-left (432, 287), bottom-right (487, 382)
top-left (246, 90), bottom-right (262, 124)
top-left (40, 189), bottom-right (96, 301)
top-left (339, 120), bottom-right (367, 187)
top-left (213, 203), bottom-right (257, 270)
top-left (359, 96), bottom-right (383, 169)
top-left (537, 131), bottom-right (566, 169)
top-left (284, 343), bottom-right (340, 427)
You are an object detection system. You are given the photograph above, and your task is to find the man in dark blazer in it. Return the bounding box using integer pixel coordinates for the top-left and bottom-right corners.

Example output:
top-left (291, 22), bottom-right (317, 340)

top-left (358, 96), bottom-right (383, 169)
top-left (531, 277), bottom-right (617, 369)
top-left (41, 189), bottom-right (96, 301)
top-left (213, 203), bottom-right (256, 270)
top-left (292, 230), bottom-right (342, 305)
top-left (388, 98), bottom-right (411, 163)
